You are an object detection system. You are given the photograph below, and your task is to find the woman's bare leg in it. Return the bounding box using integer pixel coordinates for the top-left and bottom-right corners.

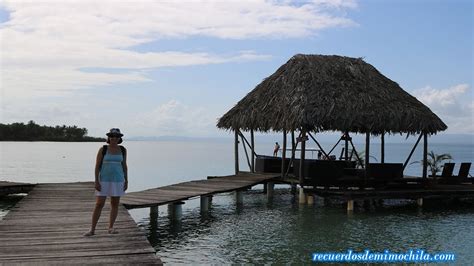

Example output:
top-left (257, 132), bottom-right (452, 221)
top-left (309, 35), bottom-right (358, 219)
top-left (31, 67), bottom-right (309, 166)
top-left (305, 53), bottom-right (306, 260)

top-left (109, 196), bottom-right (120, 232)
top-left (85, 196), bottom-right (106, 236)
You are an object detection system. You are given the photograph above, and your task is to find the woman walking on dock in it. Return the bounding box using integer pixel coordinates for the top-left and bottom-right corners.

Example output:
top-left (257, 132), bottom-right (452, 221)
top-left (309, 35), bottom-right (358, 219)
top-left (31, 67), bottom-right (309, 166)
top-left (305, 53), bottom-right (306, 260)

top-left (85, 128), bottom-right (128, 236)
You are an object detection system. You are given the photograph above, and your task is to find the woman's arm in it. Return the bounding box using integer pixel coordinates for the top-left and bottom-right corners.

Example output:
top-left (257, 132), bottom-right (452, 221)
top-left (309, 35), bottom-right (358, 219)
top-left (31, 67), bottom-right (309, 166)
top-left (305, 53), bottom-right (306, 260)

top-left (95, 147), bottom-right (104, 191)
top-left (122, 147), bottom-right (128, 191)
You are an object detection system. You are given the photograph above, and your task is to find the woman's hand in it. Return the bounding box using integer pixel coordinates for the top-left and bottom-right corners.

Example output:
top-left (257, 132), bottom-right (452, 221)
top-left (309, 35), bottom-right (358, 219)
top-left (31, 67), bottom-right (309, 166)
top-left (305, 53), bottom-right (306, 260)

top-left (95, 181), bottom-right (101, 191)
top-left (124, 181), bottom-right (128, 192)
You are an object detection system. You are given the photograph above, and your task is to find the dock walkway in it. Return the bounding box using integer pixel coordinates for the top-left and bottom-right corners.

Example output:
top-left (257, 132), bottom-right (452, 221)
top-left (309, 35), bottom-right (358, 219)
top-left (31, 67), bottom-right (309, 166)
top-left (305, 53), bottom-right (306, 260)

top-left (0, 181), bottom-right (36, 196)
top-left (0, 173), bottom-right (277, 264)
top-left (122, 172), bottom-right (279, 209)
top-left (0, 182), bottom-right (161, 265)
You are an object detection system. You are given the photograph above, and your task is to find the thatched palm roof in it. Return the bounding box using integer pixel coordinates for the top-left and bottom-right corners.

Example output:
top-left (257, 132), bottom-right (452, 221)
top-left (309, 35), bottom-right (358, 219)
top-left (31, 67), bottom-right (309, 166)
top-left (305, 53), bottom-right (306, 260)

top-left (217, 54), bottom-right (447, 135)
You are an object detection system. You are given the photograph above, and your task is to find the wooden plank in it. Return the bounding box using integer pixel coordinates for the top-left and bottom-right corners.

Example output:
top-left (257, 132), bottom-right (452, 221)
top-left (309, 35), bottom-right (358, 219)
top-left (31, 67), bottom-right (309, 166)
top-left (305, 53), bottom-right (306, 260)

top-left (2, 253), bottom-right (160, 265)
top-left (124, 193), bottom-right (191, 203)
top-left (158, 184), bottom-right (215, 192)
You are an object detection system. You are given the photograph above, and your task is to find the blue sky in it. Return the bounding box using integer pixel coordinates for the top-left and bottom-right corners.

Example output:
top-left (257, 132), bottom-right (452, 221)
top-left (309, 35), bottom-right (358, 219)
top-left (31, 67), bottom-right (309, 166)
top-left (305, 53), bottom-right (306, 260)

top-left (0, 0), bottom-right (472, 138)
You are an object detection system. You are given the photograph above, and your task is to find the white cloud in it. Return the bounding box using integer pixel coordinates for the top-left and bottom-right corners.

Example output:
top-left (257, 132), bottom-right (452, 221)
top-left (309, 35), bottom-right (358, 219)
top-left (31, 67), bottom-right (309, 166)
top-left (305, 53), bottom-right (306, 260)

top-left (413, 84), bottom-right (468, 108)
top-left (413, 84), bottom-right (474, 133)
top-left (132, 100), bottom-right (217, 137)
top-left (0, 0), bottom-right (356, 98)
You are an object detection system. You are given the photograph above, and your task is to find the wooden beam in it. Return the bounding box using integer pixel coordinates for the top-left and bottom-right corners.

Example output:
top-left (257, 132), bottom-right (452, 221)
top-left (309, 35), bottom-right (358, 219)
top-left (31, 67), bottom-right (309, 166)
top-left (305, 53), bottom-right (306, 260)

top-left (234, 130), bottom-right (239, 175)
top-left (327, 137), bottom-right (342, 156)
top-left (344, 131), bottom-right (349, 161)
top-left (307, 132), bottom-right (329, 159)
top-left (240, 133), bottom-right (252, 171)
top-left (281, 130), bottom-right (287, 178)
top-left (286, 131), bottom-right (301, 175)
top-left (238, 131), bottom-right (258, 157)
top-left (365, 132), bottom-right (370, 180)
top-left (349, 138), bottom-right (364, 167)
top-left (403, 133), bottom-right (423, 170)
top-left (381, 132), bottom-right (385, 164)
top-left (291, 131), bottom-right (296, 161)
top-left (251, 129), bottom-right (255, 172)
top-left (423, 132), bottom-right (428, 179)
top-left (299, 130), bottom-right (306, 185)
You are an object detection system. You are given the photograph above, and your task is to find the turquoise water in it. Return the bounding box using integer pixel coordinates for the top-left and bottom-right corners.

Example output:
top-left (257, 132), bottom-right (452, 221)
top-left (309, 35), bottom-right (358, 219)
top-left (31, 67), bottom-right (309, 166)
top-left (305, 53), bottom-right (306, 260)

top-left (1, 140), bottom-right (473, 264)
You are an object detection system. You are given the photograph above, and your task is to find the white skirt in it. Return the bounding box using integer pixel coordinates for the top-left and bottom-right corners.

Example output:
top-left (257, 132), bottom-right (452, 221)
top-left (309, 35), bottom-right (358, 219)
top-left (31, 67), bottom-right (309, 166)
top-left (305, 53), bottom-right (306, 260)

top-left (95, 181), bottom-right (125, 197)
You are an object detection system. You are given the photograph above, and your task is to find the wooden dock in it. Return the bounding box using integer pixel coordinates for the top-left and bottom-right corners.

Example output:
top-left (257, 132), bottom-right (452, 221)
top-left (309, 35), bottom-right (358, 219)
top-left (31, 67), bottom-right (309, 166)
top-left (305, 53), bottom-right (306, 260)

top-left (0, 182), bottom-right (161, 265)
top-left (0, 181), bottom-right (36, 196)
top-left (122, 172), bottom-right (279, 209)
top-left (307, 184), bottom-right (474, 200)
top-left (0, 173), bottom-right (278, 264)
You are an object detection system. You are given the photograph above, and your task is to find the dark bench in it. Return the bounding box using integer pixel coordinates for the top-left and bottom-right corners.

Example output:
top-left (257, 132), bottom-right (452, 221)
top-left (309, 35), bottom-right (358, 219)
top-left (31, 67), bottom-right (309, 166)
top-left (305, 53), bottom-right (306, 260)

top-left (366, 163), bottom-right (407, 188)
top-left (365, 163), bottom-right (425, 189)
top-left (439, 162), bottom-right (472, 184)
top-left (255, 155), bottom-right (290, 173)
top-left (293, 159), bottom-right (357, 187)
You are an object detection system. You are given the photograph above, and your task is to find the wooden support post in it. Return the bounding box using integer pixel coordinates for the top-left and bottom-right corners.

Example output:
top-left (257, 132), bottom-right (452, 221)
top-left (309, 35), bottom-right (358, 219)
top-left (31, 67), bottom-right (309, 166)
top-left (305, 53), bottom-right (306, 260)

top-left (168, 202), bottom-right (184, 220)
top-left (267, 182), bottom-right (274, 200)
top-left (286, 131), bottom-right (299, 177)
top-left (281, 130), bottom-right (287, 178)
top-left (234, 130), bottom-right (239, 175)
top-left (349, 139), bottom-right (364, 167)
top-left (235, 190), bottom-right (244, 205)
top-left (149, 205), bottom-right (159, 234)
top-left (365, 133), bottom-right (370, 180)
top-left (403, 134), bottom-right (423, 170)
top-left (327, 137), bottom-right (342, 156)
top-left (381, 132), bottom-right (385, 164)
top-left (307, 195), bottom-right (314, 205)
top-left (150, 206), bottom-right (158, 216)
top-left (251, 129), bottom-right (255, 172)
top-left (347, 200), bottom-right (354, 212)
top-left (423, 133), bottom-right (428, 179)
top-left (291, 131), bottom-right (295, 158)
top-left (344, 131), bottom-right (349, 161)
top-left (299, 130), bottom-right (306, 185)
top-left (417, 198), bottom-right (423, 207)
top-left (298, 186), bottom-right (306, 204)
top-left (308, 132), bottom-right (329, 159)
top-left (200, 196), bottom-right (210, 212)
top-left (240, 133), bottom-right (252, 171)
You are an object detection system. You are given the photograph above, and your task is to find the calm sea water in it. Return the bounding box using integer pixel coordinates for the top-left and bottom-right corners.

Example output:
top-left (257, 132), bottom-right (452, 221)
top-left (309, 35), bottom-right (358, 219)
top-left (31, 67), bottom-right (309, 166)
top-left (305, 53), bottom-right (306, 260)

top-left (1, 140), bottom-right (473, 264)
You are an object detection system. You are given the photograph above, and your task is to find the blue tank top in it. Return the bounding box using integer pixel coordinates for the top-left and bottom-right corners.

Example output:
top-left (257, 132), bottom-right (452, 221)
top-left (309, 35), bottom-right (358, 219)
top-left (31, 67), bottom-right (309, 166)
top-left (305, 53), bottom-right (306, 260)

top-left (99, 151), bottom-right (124, 182)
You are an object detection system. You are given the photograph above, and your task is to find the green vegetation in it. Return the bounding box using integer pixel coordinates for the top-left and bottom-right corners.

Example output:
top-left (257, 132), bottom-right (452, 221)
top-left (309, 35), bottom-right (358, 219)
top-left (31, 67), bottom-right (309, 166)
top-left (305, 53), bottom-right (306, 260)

top-left (412, 150), bottom-right (453, 177)
top-left (0, 121), bottom-right (105, 142)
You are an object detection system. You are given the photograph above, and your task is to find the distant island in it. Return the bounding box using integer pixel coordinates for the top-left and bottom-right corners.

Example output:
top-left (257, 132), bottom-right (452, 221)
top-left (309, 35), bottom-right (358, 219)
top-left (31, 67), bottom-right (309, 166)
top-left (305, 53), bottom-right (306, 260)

top-left (0, 121), bottom-right (105, 142)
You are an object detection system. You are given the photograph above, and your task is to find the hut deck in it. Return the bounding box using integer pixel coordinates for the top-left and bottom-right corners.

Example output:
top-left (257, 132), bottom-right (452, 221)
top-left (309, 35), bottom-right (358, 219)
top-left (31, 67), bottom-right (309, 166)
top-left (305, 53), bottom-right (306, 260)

top-left (306, 184), bottom-right (474, 200)
top-left (122, 172), bottom-right (279, 209)
top-left (0, 182), bottom-right (161, 265)
top-left (0, 181), bottom-right (36, 196)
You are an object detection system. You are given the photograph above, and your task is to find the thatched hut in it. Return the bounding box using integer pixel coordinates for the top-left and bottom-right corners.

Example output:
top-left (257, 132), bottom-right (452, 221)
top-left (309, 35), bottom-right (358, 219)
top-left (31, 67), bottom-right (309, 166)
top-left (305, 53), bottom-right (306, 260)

top-left (217, 54), bottom-right (447, 184)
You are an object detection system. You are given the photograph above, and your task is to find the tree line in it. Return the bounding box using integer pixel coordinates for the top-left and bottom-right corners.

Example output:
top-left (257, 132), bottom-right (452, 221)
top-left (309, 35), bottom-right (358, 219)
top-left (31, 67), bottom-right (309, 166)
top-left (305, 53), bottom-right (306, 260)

top-left (0, 121), bottom-right (105, 142)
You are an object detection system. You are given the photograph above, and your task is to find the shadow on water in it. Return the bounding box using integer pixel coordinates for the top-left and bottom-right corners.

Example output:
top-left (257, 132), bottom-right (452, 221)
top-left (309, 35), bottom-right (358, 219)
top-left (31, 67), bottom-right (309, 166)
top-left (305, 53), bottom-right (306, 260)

top-left (134, 189), bottom-right (474, 264)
